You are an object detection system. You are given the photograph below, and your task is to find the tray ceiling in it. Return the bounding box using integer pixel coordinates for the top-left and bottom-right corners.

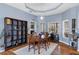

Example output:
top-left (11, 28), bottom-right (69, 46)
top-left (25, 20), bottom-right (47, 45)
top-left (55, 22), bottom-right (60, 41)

top-left (6, 3), bottom-right (79, 16)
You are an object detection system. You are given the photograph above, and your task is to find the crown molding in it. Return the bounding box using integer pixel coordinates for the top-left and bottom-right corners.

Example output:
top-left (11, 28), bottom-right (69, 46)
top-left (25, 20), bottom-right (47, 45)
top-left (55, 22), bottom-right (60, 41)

top-left (25, 3), bottom-right (63, 13)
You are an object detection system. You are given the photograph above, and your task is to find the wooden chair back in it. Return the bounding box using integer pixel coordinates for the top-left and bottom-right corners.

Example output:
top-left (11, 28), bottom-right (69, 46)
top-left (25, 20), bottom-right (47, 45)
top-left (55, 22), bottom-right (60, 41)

top-left (45, 32), bottom-right (49, 39)
top-left (28, 34), bottom-right (35, 44)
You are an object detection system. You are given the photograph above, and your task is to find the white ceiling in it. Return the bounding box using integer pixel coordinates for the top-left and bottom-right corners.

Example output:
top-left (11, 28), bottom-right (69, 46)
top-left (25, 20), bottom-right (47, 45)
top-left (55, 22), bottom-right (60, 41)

top-left (25, 3), bottom-right (61, 11)
top-left (5, 3), bottom-right (79, 16)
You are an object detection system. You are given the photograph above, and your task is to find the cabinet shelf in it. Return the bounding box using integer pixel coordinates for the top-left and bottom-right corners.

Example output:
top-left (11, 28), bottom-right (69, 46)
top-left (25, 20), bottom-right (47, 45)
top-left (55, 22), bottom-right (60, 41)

top-left (4, 17), bottom-right (27, 49)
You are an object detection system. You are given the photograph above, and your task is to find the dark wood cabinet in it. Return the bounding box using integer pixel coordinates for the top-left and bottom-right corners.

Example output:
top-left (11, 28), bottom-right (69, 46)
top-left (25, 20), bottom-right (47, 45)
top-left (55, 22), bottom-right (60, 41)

top-left (4, 17), bottom-right (27, 49)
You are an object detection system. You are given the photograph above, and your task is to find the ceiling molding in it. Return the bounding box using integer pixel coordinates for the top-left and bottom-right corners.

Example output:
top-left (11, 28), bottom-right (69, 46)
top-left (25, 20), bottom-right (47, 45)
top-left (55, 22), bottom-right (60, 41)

top-left (25, 3), bottom-right (63, 13)
top-left (5, 3), bottom-right (79, 16)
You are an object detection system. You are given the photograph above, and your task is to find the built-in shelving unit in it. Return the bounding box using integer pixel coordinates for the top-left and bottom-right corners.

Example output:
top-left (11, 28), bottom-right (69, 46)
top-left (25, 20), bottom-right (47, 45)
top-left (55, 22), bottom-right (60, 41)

top-left (72, 19), bottom-right (76, 34)
top-left (30, 21), bottom-right (35, 34)
top-left (4, 17), bottom-right (27, 49)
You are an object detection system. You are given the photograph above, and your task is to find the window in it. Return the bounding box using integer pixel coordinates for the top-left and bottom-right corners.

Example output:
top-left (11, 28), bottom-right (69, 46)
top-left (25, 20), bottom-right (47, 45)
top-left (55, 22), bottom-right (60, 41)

top-left (48, 22), bottom-right (58, 33)
top-left (63, 20), bottom-right (69, 38)
top-left (40, 23), bottom-right (45, 32)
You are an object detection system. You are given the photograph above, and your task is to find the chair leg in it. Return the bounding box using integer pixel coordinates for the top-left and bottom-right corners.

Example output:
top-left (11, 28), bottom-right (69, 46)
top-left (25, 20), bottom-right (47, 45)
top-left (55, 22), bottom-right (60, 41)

top-left (37, 43), bottom-right (40, 54)
top-left (33, 43), bottom-right (35, 54)
top-left (45, 40), bottom-right (49, 49)
top-left (45, 41), bottom-right (47, 51)
top-left (28, 44), bottom-right (30, 52)
top-left (48, 39), bottom-right (50, 48)
top-left (47, 42), bottom-right (49, 48)
top-left (48, 38), bottom-right (50, 45)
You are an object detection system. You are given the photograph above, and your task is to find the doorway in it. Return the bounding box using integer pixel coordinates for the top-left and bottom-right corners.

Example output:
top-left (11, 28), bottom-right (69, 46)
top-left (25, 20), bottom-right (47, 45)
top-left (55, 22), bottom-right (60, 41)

top-left (48, 22), bottom-right (59, 34)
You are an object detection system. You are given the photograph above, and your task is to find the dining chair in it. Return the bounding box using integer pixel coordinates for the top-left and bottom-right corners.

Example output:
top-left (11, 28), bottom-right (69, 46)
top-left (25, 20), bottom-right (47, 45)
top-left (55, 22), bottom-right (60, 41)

top-left (28, 34), bottom-right (40, 54)
top-left (28, 34), bottom-right (35, 52)
top-left (44, 32), bottom-right (50, 48)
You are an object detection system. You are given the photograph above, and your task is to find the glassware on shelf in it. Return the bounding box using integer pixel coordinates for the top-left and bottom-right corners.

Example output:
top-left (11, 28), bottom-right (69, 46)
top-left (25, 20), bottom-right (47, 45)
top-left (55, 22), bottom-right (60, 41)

top-left (5, 25), bottom-right (12, 30)
top-left (18, 21), bottom-right (21, 25)
top-left (6, 36), bottom-right (11, 42)
top-left (13, 36), bottom-right (17, 40)
top-left (13, 20), bottom-right (17, 25)
top-left (13, 31), bottom-right (17, 35)
top-left (7, 42), bottom-right (11, 47)
top-left (13, 26), bottom-right (17, 30)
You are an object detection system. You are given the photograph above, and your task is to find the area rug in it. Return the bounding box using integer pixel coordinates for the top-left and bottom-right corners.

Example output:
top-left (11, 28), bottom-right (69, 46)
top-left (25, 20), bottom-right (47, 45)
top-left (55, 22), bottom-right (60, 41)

top-left (13, 43), bottom-right (58, 55)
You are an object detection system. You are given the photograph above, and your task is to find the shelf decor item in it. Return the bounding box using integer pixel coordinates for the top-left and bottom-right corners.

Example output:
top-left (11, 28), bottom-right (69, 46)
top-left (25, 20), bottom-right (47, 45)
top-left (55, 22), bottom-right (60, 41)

top-left (6, 19), bottom-right (12, 24)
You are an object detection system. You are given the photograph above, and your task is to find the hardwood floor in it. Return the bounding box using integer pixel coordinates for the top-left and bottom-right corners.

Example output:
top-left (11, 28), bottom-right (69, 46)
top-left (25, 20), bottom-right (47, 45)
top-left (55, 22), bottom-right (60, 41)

top-left (0, 42), bottom-right (79, 55)
top-left (58, 42), bottom-right (79, 55)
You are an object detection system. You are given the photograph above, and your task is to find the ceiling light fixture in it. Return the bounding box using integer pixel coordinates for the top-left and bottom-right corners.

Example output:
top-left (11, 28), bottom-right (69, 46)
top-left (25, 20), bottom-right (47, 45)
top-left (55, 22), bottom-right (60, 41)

top-left (40, 16), bottom-right (44, 20)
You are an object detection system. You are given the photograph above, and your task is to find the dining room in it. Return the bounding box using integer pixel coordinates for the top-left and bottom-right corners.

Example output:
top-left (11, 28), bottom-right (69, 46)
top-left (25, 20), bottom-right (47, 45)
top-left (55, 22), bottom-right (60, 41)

top-left (0, 3), bottom-right (79, 55)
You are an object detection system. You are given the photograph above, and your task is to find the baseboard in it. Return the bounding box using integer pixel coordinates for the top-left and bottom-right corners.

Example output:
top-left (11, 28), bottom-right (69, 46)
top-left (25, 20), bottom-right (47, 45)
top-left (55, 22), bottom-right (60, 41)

top-left (0, 48), bottom-right (5, 52)
top-left (59, 40), bottom-right (69, 45)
